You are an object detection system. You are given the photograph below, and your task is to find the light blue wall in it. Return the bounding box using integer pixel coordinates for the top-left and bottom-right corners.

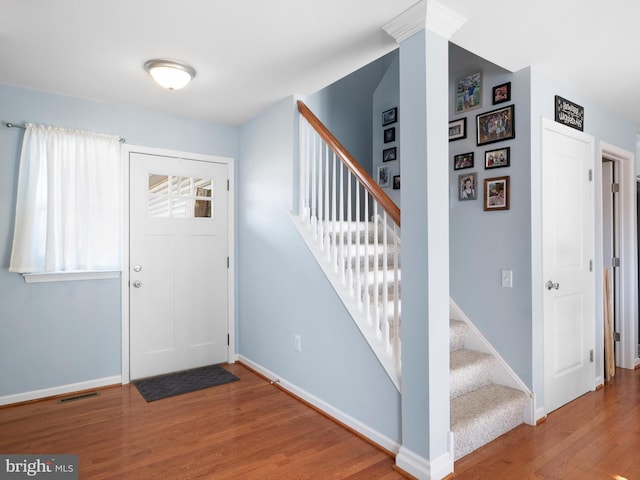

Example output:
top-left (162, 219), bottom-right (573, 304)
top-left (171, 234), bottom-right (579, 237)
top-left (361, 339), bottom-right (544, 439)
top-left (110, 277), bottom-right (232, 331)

top-left (0, 84), bottom-right (238, 397)
top-left (373, 55), bottom-right (401, 207)
top-left (306, 51), bottom-right (397, 176)
top-left (448, 44), bottom-right (637, 407)
top-left (448, 45), bottom-right (533, 387)
top-left (237, 96), bottom-right (401, 442)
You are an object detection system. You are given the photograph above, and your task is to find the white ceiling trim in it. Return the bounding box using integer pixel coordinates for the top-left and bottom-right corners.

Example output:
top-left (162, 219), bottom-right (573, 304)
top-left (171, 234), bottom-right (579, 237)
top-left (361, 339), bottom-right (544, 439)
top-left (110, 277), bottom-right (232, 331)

top-left (383, 0), bottom-right (466, 43)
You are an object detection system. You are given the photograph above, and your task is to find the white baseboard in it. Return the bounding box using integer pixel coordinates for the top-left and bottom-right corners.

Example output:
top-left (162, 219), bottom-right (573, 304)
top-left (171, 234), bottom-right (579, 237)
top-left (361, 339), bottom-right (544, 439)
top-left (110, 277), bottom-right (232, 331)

top-left (0, 375), bottom-right (122, 407)
top-left (395, 433), bottom-right (454, 480)
top-left (236, 354), bottom-right (400, 455)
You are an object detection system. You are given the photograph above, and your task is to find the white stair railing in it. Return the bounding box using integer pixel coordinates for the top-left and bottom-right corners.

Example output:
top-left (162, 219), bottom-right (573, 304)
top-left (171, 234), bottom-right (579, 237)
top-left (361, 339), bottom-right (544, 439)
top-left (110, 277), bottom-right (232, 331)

top-left (295, 101), bottom-right (401, 389)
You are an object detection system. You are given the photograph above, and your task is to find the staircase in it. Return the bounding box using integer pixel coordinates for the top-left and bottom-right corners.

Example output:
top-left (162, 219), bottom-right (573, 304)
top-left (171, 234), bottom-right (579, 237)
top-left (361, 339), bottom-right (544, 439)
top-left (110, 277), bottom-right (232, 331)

top-left (450, 319), bottom-right (528, 459)
top-left (295, 100), bottom-right (530, 460)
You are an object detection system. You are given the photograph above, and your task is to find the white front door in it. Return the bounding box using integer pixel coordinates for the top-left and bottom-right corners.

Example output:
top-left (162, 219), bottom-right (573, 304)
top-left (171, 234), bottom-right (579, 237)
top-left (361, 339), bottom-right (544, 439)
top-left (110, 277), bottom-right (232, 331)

top-left (129, 152), bottom-right (229, 379)
top-left (542, 118), bottom-right (595, 413)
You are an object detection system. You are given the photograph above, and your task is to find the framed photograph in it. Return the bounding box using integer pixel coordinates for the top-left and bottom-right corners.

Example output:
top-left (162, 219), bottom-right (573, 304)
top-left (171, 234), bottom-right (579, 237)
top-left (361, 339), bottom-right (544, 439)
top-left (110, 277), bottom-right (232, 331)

top-left (449, 118), bottom-right (467, 142)
top-left (476, 105), bottom-right (515, 146)
top-left (492, 82), bottom-right (511, 105)
top-left (383, 127), bottom-right (396, 144)
top-left (484, 176), bottom-right (510, 211)
top-left (393, 175), bottom-right (401, 190)
top-left (382, 107), bottom-right (398, 126)
top-left (455, 71), bottom-right (482, 114)
top-left (458, 173), bottom-right (477, 201)
top-left (377, 165), bottom-right (390, 187)
top-left (382, 147), bottom-right (397, 162)
top-left (453, 152), bottom-right (474, 170)
top-left (484, 147), bottom-right (510, 169)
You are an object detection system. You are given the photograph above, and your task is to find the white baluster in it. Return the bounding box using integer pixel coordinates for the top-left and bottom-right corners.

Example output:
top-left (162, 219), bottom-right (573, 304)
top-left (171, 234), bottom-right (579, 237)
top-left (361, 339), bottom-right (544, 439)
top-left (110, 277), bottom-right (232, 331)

top-left (317, 141), bottom-right (324, 249)
top-left (324, 143), bottom-right (330, 256)
top-left (346, 171), bottom-right (353, 296)
top-left (382, 211), bottom-right (390, 349)
top-left (364, 191), bottom-right (371, 325)
top-left (331, 152), bottom-right (338, 268)
top-left (339, 162), bottom-right (345, 283)
top-left (311, 132), bottom-right (317, 236)
top-left (373, 202), bottom-right (380, 337)
top-left (355, 182), bottom-right (361, 309)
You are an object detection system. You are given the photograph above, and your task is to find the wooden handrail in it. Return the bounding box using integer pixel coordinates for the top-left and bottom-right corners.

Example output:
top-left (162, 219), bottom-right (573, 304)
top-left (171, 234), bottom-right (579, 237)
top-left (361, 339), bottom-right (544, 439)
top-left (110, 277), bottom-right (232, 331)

top-left (297, 101), bottom-right (401, 227)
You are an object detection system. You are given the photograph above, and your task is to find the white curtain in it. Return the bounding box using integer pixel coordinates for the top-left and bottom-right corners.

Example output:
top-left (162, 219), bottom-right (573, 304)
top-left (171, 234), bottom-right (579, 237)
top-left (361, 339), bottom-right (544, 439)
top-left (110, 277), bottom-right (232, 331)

top-left (9, 124), bottom-right (122, 273)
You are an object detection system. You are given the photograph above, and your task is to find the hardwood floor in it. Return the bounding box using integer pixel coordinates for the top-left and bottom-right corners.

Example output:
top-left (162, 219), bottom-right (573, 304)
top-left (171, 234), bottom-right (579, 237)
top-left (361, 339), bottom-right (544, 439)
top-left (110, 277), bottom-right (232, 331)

top-left (0, 363), bottom-right (405, 479)
top-left (454, 367), bottom-right (640, 479)
top-left (2, 365), bottom-right (639, 479)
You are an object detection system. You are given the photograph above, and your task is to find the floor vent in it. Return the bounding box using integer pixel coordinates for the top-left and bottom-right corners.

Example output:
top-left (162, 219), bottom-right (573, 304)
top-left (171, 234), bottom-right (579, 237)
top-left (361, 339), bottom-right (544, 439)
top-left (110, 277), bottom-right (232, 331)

top-left (57, 391), bottom-right (99, 404)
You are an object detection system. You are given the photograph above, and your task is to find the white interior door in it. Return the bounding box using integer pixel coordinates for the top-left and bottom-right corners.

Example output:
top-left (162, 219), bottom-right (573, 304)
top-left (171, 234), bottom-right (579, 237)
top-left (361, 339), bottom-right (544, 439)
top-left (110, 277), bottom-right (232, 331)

top-left (542, 119), bottom-right (595, 413)
top-left (129, 152), bottom-right (229, 379)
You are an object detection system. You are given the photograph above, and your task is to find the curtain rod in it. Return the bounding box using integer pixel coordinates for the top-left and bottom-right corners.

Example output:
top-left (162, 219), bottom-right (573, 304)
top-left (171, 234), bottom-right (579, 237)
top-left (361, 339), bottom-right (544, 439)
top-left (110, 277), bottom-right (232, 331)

top-left (5, 122), bottom-right (126, 143)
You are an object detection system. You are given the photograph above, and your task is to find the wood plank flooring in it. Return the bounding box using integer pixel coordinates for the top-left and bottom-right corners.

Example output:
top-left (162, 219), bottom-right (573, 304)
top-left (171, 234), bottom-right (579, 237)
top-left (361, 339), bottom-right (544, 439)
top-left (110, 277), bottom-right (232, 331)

top-left (2, 364), bottom-right (639, 479)
top-left (0, 363), bottom-right (405, 479)
top-left (454, 367), bottom-right (640, 479)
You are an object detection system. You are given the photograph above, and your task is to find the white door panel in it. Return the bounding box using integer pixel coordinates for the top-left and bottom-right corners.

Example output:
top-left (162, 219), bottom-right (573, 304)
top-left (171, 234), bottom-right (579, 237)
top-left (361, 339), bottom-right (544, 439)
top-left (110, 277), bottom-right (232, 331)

top-left (542, 118), bottom-right (595, 413)
top-left (130, 152), bottom-right (228, 379)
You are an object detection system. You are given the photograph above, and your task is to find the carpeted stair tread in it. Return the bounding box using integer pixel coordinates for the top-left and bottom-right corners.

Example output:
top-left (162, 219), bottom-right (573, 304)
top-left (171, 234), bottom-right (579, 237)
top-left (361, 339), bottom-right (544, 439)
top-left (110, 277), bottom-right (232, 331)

top-left (450, 319), bottom-right (467, 352)
top-left (451, 383), bottom-right (528, 459)
top-left (450, 349), bottom-right (494, 399)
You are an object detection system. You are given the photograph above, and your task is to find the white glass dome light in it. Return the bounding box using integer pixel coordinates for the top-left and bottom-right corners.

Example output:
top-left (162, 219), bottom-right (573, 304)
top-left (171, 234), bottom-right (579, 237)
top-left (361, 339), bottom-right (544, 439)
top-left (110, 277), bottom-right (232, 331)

top-left (144, 59), bottom-right (196, 90)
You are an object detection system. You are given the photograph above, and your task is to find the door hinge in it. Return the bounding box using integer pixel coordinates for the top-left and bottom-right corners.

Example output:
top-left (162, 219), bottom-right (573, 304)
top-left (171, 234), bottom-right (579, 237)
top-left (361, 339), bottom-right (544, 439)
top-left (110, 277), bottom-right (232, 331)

top-left (588, 169), bottom-right (593, 182)
top-left (227, 256), bottom-right (230, 268)
top-left (227, 334), bottom-right (230, 346)
top-left (589, 259), bottom-right (593, 272)
top-left (612, 257), bottom-right (620, 268)
top-left (590, 350), bottom-right (594, 362)
top-left (227, 179), bottom-right (230, 191)
top-left (611, 183), bottom-right (620, 193)
top-left (614, 332), bottom-right (621, 342)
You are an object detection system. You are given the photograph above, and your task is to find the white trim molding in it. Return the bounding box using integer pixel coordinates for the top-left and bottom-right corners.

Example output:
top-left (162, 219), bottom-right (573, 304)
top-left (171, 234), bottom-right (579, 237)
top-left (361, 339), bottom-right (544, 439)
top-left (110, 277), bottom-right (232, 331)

top-left (383, 0), bottom-right (466, 43)
top-left (0, 375), bottom-right (121, 407)
top-left (22, 271), bottom-right (120, 283)
top-left (237, 354), bottom-right (401, 455)
top-left (395, 434), bottom-right (454, 480)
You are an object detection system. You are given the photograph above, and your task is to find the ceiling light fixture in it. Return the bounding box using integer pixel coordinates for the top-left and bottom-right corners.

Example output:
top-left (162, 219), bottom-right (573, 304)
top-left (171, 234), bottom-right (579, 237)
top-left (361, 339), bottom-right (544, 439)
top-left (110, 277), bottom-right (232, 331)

top-left (144, 59), bottom-right (196, 90)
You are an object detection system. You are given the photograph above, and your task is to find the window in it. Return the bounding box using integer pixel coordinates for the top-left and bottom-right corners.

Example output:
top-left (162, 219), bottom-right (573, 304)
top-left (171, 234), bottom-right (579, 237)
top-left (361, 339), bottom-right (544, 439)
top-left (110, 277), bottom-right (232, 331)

top-left (9, 124), bottom-right (122, 276)
top-left (147, 174), bottom-right (213, 219)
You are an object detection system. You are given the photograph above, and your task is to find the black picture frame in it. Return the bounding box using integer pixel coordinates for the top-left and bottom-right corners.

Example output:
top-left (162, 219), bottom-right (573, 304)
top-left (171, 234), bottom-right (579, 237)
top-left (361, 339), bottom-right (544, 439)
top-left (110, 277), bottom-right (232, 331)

top-left (393, 175), bottom-right (400, 190)
top-left (476, 105), bottom-right (515, 146)
top-left (453, 152), bottom-right (474, 170)
top-left (492, 82), bottom-right (511, 105)
top-left (384, 127), bottom-right (396, 143)
top-left (382, 107), bottom-right (398, 126)
top-left (449, 118), bottom-right (467, 142)
top-left (383, 147), bottom-right (397, 162)
top-left (377, 166), bottom-right (390, 187)
top-left (484, 147), bottom-right (510, 169)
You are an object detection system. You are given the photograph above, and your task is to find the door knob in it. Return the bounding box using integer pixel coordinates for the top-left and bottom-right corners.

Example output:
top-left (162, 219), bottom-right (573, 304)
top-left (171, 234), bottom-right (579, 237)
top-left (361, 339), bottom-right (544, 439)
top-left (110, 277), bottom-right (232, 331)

top-left (133, 265), bottom-right (142, 272)
top-left (546, 280), bottom-right (559, 290)
top-left (132, 280), bottom-right (142, 288)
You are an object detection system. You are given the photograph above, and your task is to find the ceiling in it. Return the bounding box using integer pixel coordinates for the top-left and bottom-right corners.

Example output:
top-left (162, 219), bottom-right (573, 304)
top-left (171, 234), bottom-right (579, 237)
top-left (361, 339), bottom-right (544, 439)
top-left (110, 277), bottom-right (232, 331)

top-left (1, 0), bottom-right (638, 130)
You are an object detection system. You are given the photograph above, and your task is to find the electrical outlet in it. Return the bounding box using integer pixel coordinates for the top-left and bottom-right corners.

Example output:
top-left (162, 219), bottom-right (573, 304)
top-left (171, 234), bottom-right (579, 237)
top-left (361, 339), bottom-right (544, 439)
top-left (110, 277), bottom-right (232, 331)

top-left (294, 334), bottom-right (301, 352)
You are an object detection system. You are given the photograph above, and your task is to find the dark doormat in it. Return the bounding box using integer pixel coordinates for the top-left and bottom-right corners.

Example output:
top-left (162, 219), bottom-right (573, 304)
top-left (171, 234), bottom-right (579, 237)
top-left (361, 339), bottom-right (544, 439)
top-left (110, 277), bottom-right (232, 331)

top-left (133, 364), bottom-right (239, 402)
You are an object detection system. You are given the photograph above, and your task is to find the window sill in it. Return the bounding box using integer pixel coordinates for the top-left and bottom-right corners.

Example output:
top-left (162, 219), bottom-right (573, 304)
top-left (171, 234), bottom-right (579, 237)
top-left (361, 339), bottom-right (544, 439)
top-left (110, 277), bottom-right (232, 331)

top-left (22, 271), bottom-right (121, 284)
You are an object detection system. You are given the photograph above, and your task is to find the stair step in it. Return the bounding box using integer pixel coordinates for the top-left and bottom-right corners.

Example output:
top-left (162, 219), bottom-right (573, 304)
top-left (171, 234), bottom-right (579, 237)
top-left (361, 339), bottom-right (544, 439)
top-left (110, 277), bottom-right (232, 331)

top-left (342, 243), bottom-right (400, 269)
top-left (450, 319), bottom-right (467, 352)
top-left (451, 383), bottom-right (528, 460)
top-left (450, 349), bottom-right (493, 399)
